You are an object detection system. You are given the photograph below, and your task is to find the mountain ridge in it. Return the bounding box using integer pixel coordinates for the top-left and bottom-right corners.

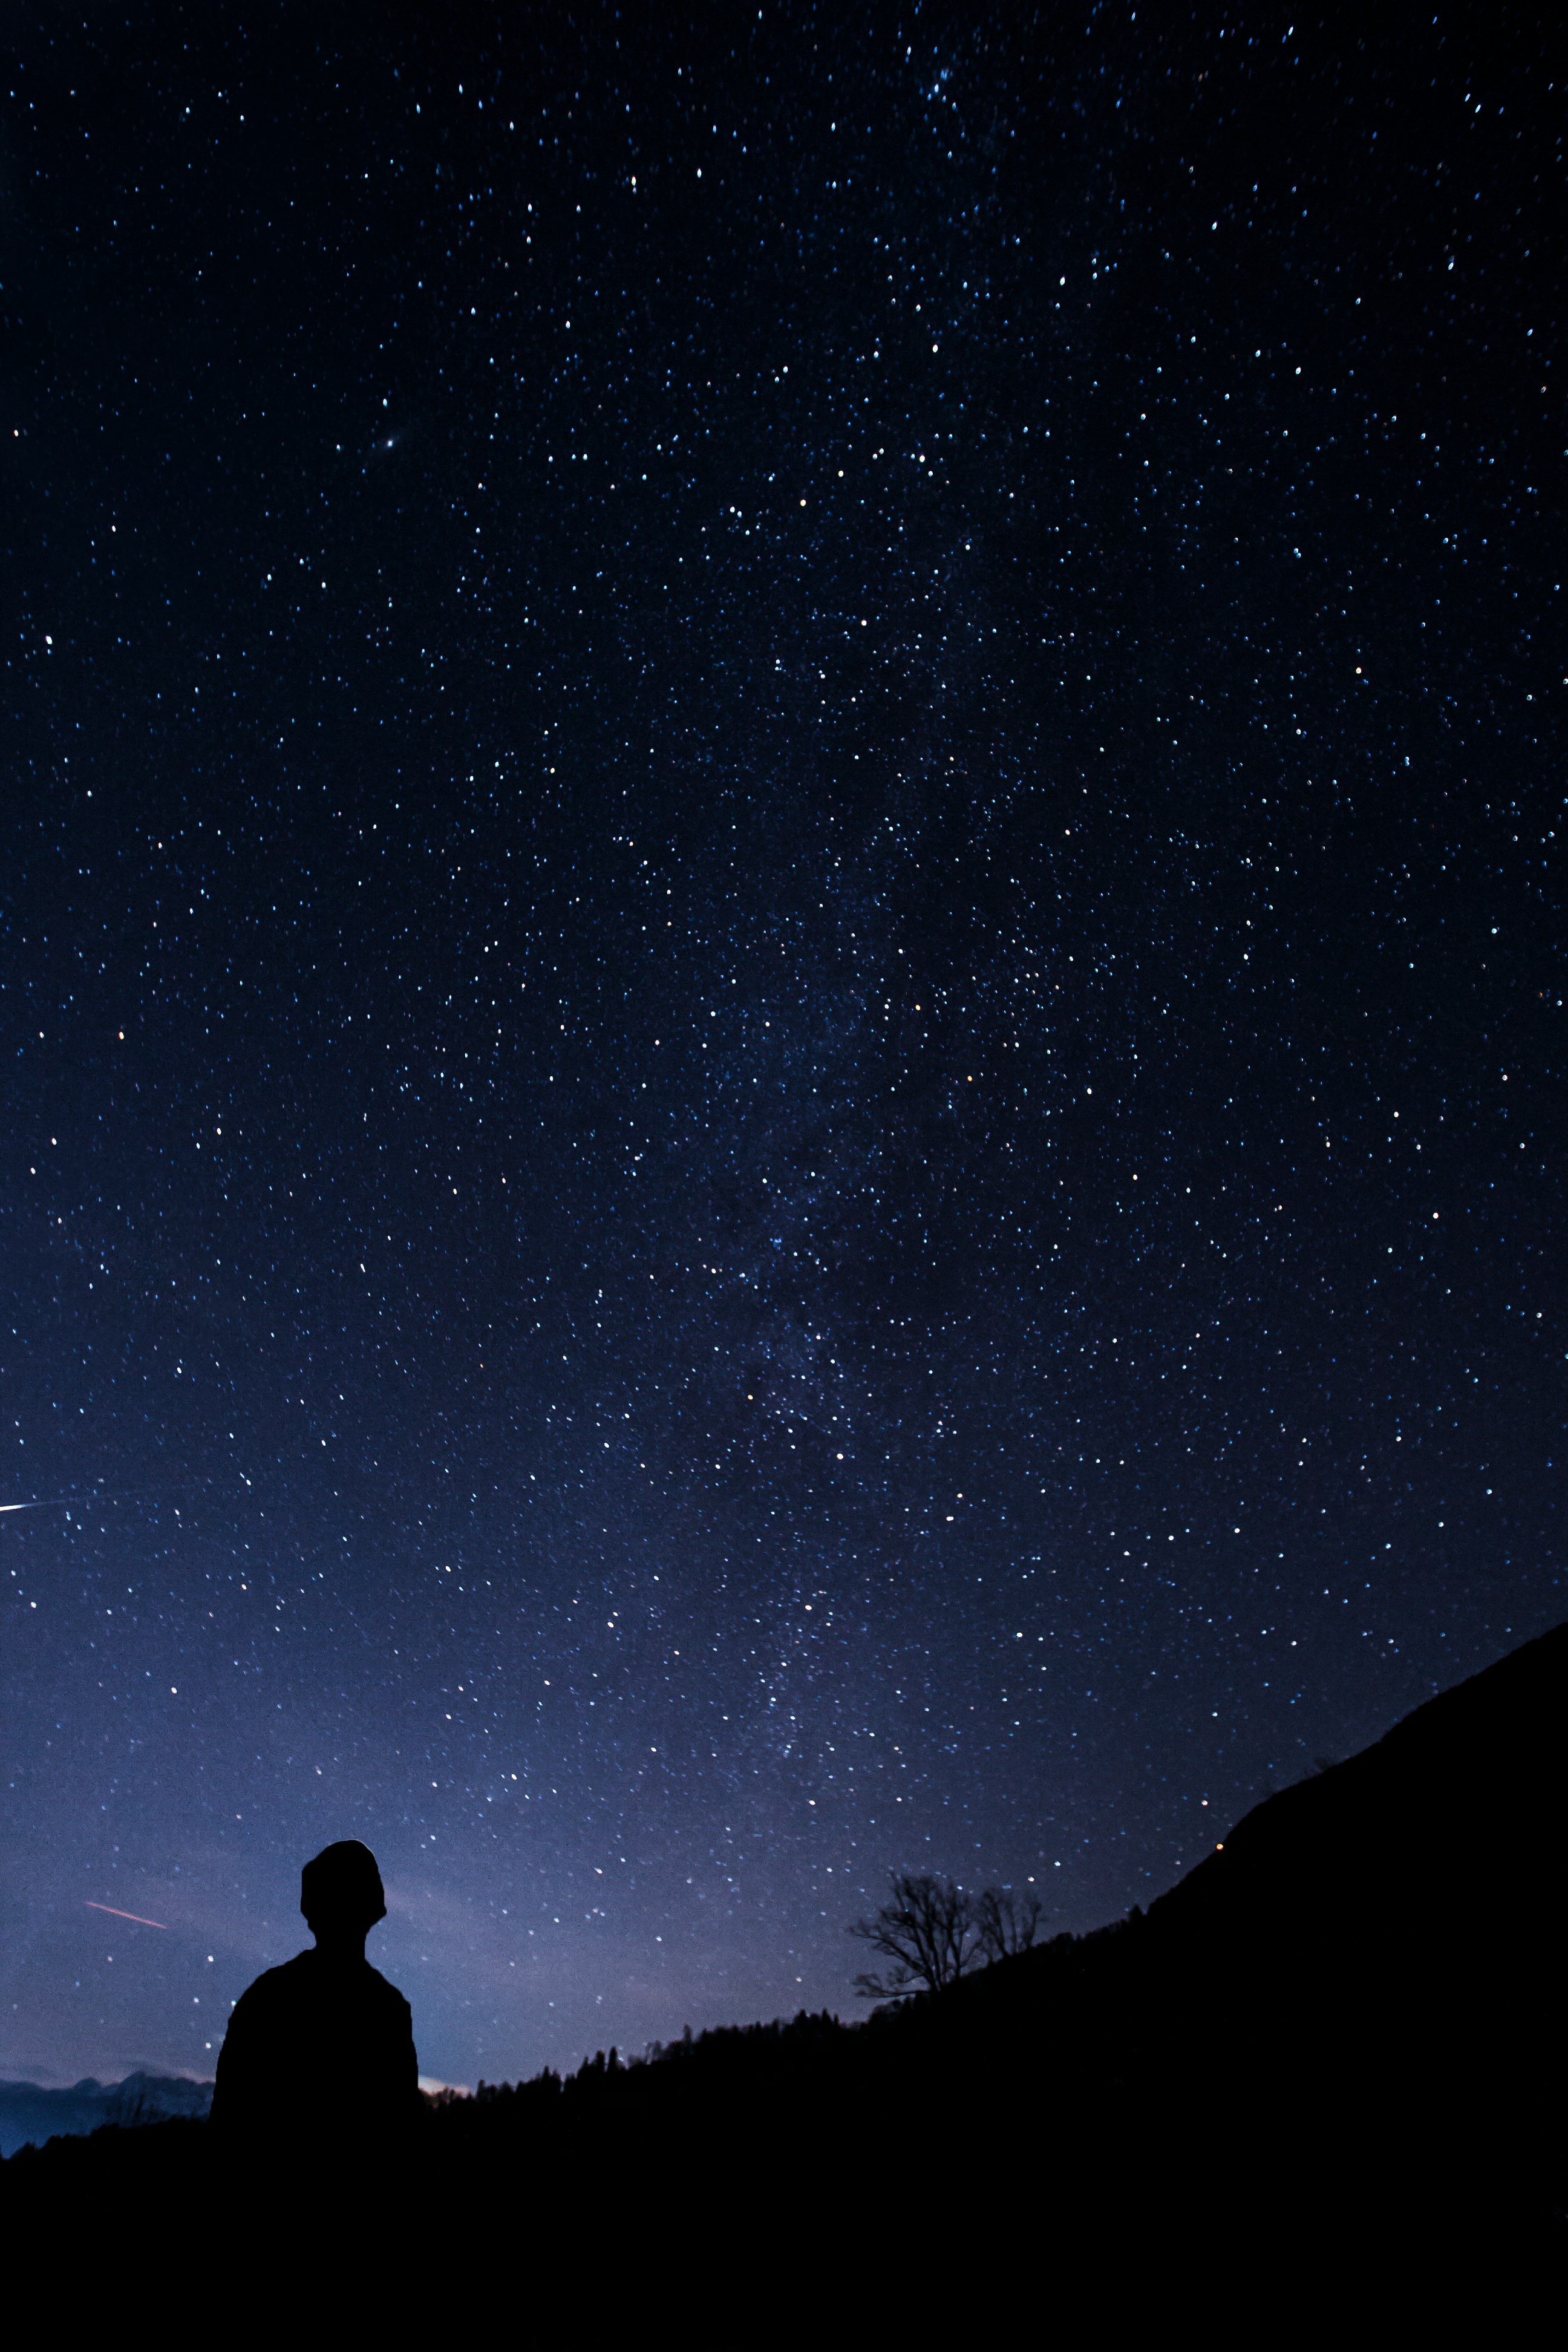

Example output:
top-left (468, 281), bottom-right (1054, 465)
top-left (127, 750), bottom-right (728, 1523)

top-left (0, 2070), bottom-right (213, 2159)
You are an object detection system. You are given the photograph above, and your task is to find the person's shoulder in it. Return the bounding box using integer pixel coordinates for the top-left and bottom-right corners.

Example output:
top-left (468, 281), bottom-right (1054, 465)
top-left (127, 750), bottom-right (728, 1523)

top-left (262, 1950), bottom-right (317, 1984)
top-left (362, 1962), bottom-right (413, 2017)
top-left (234, 1951), bottom-right (315, 2007)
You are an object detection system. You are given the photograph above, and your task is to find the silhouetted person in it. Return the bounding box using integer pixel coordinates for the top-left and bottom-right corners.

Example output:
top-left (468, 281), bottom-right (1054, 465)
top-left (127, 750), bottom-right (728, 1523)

top-left (213, 1840), bottom-right (420, 2164)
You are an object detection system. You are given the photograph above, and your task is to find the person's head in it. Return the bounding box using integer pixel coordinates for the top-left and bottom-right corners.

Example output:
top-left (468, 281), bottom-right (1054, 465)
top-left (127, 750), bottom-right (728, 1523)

top-left (301, 1839), bottom-right (386, 1955)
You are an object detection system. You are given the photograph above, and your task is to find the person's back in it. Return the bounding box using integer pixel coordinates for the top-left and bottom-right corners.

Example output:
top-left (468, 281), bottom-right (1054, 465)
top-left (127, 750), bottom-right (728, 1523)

top-left (213, 1839), bottom-right (420, 2166)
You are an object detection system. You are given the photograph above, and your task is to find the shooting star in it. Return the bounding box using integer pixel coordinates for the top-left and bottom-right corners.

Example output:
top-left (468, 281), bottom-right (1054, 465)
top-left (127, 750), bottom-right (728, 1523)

top-left (87, 1902), bottom-right (169, 1929)
top-left (2, 1484), bottom-right (211, 1515)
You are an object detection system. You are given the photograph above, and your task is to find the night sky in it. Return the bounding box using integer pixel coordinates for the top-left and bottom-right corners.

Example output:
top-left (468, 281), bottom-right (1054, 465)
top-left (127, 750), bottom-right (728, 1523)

top-left (3, 4), bottom-right (1561, 2094)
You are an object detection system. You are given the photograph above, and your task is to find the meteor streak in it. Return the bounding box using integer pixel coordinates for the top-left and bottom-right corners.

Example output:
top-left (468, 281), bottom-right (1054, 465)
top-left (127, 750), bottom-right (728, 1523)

top-left (2, 1484), bottom-right (210, 1515)
top-left (86, 1902), bottom-right (169, 1929)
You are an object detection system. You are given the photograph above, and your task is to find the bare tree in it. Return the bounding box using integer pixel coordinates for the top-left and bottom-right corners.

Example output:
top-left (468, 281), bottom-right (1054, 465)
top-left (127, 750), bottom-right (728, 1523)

top-left (846, 1871), bottom-right (984, 2004)
top-left (973, 1884), bottom-right (1044, 1965)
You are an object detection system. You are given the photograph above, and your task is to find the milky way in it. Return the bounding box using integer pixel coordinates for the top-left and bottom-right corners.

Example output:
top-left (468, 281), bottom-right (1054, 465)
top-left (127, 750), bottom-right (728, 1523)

top-left (2, 6), bottom-right (1561, 2090)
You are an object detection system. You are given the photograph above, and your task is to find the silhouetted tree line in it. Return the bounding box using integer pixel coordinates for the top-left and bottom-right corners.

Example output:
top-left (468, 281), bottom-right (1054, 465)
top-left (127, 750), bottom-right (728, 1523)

top-left (425, 2005), bottom-right (857, 2131)
top-left (424, 1869), bottom-right (1043, 2131)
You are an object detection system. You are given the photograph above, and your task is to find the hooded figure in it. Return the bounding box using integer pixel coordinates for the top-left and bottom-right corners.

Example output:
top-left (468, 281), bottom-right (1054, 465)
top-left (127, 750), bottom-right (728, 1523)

top-left (212, 1841), bottom-right (420, 2158)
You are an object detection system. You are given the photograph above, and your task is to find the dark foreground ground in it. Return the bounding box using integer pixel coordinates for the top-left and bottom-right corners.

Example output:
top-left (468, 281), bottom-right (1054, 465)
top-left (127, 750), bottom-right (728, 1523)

top-left (7, 1625), bottom-right (1562, 2321)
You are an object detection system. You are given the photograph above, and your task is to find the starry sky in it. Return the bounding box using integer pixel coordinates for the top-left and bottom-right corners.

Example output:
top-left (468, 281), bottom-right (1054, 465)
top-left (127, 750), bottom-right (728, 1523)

top-left (2, 3), bottom-right (1561, 2092)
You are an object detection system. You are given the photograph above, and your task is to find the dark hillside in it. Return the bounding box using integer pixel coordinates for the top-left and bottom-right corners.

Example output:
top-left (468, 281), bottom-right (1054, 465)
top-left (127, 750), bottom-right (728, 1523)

top-left (6, 1628), bottom-right (1561, 2310)
top-left (920, 1621), bottom-right (1566, 2268)
top-left (964, 1611), bottom-right (1565, 2044)
top-left (1151, 1608), bottom-right (1563, 1951)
